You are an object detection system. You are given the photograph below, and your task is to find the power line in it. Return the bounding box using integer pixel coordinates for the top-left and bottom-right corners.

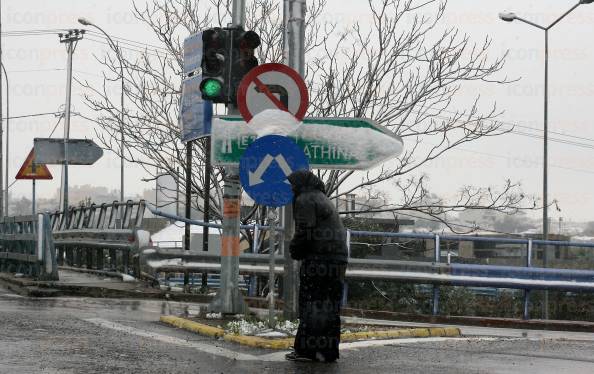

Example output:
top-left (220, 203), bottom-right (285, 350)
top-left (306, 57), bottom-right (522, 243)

top-left (85, 30), bottom-right (173, 54)
top-left (1, 112), bottom-right (62, 120)
top-left (409, 109), bottom-right (594, 150)
top-left (413, 106), bottom-right (594, 145)
top-left (85, 36), bottom-right (174, 60)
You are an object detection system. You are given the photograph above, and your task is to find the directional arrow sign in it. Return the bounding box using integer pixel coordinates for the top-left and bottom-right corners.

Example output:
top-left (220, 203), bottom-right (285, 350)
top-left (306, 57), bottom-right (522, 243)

top-left (212, 116), bottom-right (403, 170)
top-left (239, 135), bottom-right (309, 207)
top-left (34, 138), bottom-right (104, 165)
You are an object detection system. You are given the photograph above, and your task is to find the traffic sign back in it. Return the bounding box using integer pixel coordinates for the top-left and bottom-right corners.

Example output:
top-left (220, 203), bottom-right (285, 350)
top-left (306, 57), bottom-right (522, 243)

top-left (239, 135), bottom-right (309, 207)
top-left (15, 150), bottom-right (53, 180)
top-left (237, 63), bottom-right (308, 122)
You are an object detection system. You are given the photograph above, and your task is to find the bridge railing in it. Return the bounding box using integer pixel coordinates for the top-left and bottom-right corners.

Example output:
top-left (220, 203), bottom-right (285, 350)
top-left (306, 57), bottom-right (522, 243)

top-left (145, 205), bottom-right (594, 321)
top-left (0, 214), bottom-right (58, 280)
top-left (50, 200), bottom-right (149, 276)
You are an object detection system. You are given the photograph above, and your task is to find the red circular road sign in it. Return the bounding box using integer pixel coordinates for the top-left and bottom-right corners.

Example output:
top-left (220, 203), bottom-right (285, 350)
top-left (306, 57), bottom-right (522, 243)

top-left (237, 63), bottom-right (309, 123)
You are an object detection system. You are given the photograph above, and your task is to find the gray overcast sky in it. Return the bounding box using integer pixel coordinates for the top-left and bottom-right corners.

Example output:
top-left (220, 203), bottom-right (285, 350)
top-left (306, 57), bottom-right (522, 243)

top-left (1, 0), bottom-right (594, 222)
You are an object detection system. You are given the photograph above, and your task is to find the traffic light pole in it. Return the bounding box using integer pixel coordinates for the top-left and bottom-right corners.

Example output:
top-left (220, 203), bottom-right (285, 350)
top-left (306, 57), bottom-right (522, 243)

top-left (208, 0), bottom-right (249, 315)
top-left (281, 0), bottom-right (306, 321)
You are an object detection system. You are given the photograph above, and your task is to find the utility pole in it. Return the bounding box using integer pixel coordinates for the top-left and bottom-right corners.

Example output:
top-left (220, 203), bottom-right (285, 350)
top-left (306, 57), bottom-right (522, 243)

top-left (281, 0), bottom-right (306, 320)
top-left (59, 30), bottom-right (84, 215)
top-left (0, 1), bottom-right (4, 217)
top-left (2, 63), bottom-right (9, 216)
top-left (208, 0), bottom-right (249, 315)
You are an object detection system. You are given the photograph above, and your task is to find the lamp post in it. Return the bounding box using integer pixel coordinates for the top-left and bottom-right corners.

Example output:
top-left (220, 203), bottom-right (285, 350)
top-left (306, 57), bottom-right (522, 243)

top-left (1, 63), bottom-right (8, 216)
top-left (499, 0), bottom-right (594, 319)
top-left (78, 18), bottom-right (125, 205)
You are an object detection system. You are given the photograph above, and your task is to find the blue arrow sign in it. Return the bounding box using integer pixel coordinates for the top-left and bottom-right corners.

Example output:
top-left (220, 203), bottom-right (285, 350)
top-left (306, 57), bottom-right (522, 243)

top-left (240, 135), bottom-right (309, 207)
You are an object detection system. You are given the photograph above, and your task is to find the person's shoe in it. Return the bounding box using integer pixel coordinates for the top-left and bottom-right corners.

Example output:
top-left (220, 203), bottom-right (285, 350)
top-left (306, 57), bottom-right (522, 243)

top-left (285, 352), bottom-right (315, 362)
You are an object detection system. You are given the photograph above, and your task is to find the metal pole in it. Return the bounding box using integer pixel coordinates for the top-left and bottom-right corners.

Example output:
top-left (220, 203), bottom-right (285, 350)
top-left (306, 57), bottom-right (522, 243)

top-left (202, 137), bottom-right (211, 289)
top-left (176, 166), bottom-right (180, 216)
top-left (432, 234), bottom-right (441, 316)
top-left (209, 0), bottom-right (249, 315)
top-left (184, 141), bottom-right (192, 288)
top-left (250, 224), bottom-right (260, 296)
top-left (59, 30), bottom-right (82, 215)
top-left (281, 0), bottom-right (306, 321)
top-left (342, 229), bottom-right (351, 306)
top-left (32, 164), bottom-right (36, 216)
top-left (2, 64), bottom-right (8, 216)
top-left (231, 0), bottom-right (246, 27)
top-left (0, 2), bottom-right (3, 218)
top-left (542, 29), bottom-right (549, 320)
top-left (523, 239), bottom-right (533, 320)
top-left (268, 209), bottom-right (277, 326)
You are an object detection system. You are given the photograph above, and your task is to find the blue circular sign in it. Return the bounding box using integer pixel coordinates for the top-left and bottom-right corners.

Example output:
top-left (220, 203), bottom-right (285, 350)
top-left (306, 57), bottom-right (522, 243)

top-left (239, 135), bottom-right (309, 207)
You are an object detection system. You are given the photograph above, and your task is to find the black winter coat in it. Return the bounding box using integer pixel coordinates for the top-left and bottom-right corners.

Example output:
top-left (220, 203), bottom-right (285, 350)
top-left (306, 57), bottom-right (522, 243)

top-left (287, 170), bottom-right (348, 264)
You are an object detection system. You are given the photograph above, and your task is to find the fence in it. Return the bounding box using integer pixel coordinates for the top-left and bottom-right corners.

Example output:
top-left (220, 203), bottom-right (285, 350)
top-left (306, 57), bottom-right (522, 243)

top-left (50, 200), bottom-right (149, 276)
top-left (146, 205), bottom-right (594, 321)
top-left (0, 214), bottom-right (58, 280)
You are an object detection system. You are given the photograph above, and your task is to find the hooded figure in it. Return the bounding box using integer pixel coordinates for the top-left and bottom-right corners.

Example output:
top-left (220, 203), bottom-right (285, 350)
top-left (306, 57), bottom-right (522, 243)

top-left (285, 170), bottom-right (348, 363)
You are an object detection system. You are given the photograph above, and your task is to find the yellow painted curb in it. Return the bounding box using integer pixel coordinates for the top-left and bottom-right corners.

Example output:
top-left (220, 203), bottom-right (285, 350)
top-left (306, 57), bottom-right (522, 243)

top-left (159, 316), bottom-right (225, 338)
top-left (160, 316), bottom-right (462, 350)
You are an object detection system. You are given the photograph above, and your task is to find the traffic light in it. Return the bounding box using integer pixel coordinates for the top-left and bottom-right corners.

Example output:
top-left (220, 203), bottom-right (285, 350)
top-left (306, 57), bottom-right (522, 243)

top-left (200, 27), bottom-right (260, 105)
top-left (229, 28), bottom-right (261, 104)
top-left (200, 28), bottom-right (227, 102)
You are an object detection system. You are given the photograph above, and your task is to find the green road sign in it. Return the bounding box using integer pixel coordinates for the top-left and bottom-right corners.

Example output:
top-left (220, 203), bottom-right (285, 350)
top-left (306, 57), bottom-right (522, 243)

top-left (211, 116), bottom-right (403, 170)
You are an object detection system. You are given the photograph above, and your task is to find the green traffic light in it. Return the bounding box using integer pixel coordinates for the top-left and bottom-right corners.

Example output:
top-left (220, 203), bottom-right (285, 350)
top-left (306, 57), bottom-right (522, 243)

top-left (201, 79), bottom-right (223, 99)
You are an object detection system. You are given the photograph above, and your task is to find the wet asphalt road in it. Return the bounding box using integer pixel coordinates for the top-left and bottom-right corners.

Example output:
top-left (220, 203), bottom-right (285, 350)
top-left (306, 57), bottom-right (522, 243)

top-left (2, 284), bottom-right (594, 374)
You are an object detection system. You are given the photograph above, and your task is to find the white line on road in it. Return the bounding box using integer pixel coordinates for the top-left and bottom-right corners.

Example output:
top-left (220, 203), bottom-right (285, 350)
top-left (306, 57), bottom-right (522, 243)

top-left (0, 293), bottom-right (24, 298)
top-left (84, 317), bottom-right (278, 362)
top-left (85, 317), bottom-right (509, 363)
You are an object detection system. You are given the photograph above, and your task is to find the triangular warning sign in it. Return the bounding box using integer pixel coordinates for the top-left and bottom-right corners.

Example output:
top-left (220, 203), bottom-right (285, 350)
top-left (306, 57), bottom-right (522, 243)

top-left (15, 150), bottom-right (53, 180)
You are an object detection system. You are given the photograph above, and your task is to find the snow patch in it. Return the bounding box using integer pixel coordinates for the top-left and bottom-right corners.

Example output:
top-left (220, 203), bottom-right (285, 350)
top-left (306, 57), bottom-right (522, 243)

top-left (121, 274), bottom-right (136, 282)
top-left (248, 109), bottom-right (301, 137)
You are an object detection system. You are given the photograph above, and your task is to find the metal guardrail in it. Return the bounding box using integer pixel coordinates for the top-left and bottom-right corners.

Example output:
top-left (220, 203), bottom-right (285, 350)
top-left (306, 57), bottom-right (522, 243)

top-left (50, 200), bottom-right (148, 275)
top-left (144, 205), bottom-right (594, 320)
top-left (0, 214), bottom-right (58, 280)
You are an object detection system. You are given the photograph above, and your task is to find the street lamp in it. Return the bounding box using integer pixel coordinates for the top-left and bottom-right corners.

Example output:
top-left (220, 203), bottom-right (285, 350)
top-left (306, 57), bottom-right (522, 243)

top-left (499, 0), bottom-right (593, 319)
top-left (78, 17), bottom-right (125, 205)
top-left (1, 63), bottom-right (8, 216)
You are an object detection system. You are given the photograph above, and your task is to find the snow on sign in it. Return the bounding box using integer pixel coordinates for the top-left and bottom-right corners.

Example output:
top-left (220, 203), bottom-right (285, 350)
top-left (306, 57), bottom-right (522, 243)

top-left (239, 135), bottom-right (309, 207)
top-left (237, 63), bottom-right (308, 122)
top-left (15, 150), bottom-right (53, 180)
top-left (212, 115), bottom-right (404, 170)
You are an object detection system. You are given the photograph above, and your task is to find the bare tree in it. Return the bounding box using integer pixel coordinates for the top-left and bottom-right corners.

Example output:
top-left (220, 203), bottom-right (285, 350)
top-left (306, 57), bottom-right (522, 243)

top-left (80, 0), bottom-right (537, 233)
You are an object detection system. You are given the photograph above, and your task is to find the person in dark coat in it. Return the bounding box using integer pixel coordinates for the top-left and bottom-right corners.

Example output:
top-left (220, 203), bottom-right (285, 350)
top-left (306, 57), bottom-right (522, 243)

top-left (285, 170), bottom-right (348, 363)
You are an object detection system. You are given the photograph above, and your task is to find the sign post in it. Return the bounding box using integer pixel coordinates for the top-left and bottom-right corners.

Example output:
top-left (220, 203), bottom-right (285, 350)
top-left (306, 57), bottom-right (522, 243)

top-left (238, 135), bottom-right (309, 324)
top-left (15, 149), bottom-right (53, 216)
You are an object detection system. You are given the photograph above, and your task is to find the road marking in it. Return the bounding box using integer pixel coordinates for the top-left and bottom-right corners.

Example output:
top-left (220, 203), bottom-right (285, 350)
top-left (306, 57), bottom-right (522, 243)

top-left (84, 318), bottom-right (282, 362)
top-left (0, 293), bottom-right (24, 298)
top-left (85, 318), bottom-right (509, 363)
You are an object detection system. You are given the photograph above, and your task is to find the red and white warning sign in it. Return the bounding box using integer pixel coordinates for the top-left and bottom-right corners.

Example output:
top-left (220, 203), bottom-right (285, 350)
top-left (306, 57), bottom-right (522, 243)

top-left (237, 63), bottom-right (309, 123)
top-left (15, 150), bottom-right (53, 180)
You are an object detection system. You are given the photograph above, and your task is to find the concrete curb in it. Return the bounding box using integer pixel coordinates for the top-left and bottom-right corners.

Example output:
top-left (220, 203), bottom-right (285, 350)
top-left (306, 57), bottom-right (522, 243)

top-left (159, 316), bottom-right (462, 350)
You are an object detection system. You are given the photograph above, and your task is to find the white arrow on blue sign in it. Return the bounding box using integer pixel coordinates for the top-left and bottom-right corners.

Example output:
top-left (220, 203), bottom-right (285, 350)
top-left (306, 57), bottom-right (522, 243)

top-left (239, 135), bottom-right (309, 207)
